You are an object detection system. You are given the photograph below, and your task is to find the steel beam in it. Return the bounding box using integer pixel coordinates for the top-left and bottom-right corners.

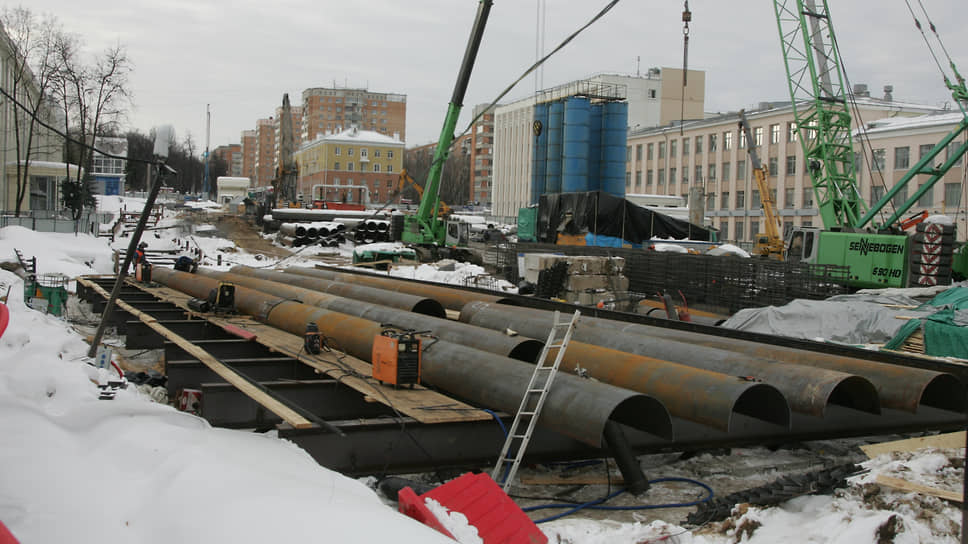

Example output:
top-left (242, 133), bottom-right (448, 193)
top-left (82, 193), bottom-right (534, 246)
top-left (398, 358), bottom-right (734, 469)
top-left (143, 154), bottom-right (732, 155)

top-left (166, 358), bottom-right (317, 396)
top-left (126, 320), bottom-right (236, 349)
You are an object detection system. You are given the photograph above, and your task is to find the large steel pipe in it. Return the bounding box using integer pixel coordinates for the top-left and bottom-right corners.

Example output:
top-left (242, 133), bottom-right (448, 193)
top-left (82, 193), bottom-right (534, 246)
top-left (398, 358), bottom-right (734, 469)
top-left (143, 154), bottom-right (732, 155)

top-left (150, 268), bottom-right (672, 446)
top-left (209, 269), bottom-right (787, 432)
top-left (279, 223), bottom-right (308, 238)
top-left (460, 302), bottom-right (880, 418)
top-left (201, 269), bottom-right (540, 362)
top-left (283, 266), bottom-right (513, 310)
top-left (222, 266), bottom-right (447, 318)
top-left (556, 311), bottom-right (965, 415)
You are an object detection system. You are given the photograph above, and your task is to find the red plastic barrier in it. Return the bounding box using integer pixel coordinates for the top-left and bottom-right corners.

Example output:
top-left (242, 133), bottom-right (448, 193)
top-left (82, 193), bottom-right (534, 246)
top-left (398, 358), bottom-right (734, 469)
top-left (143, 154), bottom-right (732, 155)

top-left (0, 520), bottom-right (19, 543)
top-left (0, 303), bottom-right (8, 340)
top-left (398, 472), bottom-right (547, 544)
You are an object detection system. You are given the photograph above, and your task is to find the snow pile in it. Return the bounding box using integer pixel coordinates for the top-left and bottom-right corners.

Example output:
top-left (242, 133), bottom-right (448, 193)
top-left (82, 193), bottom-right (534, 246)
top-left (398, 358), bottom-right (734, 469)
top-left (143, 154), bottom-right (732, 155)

top-left (388, 261), bottom-right (517, 292)
top-left (706, 244), bottom-right (750, 258)
top-left (424, 498), bottom-right (483, 544)
top-left (651, 243), bottom-right (689, 253)
top-left (0, 227), bottom-right (115, 287)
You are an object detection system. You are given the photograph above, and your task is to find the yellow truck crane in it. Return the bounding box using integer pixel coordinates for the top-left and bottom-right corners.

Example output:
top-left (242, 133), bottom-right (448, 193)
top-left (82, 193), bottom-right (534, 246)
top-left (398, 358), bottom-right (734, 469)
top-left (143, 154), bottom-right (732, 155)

top-left (738, 109), bottom-right (785, 260)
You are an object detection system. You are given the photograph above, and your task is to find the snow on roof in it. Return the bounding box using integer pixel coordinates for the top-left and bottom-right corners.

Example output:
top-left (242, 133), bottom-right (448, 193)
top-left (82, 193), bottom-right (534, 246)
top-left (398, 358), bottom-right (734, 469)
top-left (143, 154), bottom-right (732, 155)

top-left (857, 111), bottom-right (967, 136)
top-left (323, 128), bottom-right (403, 145)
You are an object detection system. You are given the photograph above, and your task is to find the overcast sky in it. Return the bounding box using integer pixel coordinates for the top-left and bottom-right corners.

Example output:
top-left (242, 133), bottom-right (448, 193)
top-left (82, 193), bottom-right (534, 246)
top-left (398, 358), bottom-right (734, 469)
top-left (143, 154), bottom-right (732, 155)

top-left (21, 0), bottom-right (968, 151)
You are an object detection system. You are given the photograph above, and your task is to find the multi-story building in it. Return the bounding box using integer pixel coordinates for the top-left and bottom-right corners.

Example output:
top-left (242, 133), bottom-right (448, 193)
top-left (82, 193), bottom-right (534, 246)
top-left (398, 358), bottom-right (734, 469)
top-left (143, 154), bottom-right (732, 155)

top-left (469, 103), bottom-right (495, 205)
top-left (293, 127), bottom-right (405, 204)
top-left (492, 69), bottom-right (704, 218)
top-left (254, 118), bottom-right (276, 187)
top-left (301, 87), bottom-right (406, 143)
top-left (213, 144), bottom-right (243, 178)
top-left (91, 137), bottom-right (127, 196)
top-left (625, 93), bottom-right (955, 243)
top-left (240, 130), bottom-right (257, 182)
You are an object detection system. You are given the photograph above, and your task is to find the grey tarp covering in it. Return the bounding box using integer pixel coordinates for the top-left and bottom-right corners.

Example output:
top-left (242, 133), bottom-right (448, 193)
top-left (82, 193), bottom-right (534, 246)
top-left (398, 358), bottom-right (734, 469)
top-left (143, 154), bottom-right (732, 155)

top-left (721, 299), bottom-right (938, 345)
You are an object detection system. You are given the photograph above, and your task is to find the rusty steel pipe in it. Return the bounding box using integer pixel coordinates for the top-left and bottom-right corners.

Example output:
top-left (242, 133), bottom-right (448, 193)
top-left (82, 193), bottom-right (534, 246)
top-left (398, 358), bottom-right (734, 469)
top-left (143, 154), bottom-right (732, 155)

top-left (581, 317), bottom-right (965, 415)
top-left (151, 268), bottom-right (672, 446)
top-left (219, 266), bottom-right (447, 318)
top-left (217, 269), bottom-right (787, 432)
top-left (460, 302), bottom-right (880, 418)
top-left (198, 269), bottom-right (541, 362)
top-left (282, 265), bottom-right (513, 311)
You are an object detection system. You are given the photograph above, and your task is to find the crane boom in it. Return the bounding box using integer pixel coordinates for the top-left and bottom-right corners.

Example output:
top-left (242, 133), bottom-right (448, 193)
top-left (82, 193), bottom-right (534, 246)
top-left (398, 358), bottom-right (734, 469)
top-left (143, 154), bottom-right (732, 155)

top-left (738, 110), bottom-right (784, 259)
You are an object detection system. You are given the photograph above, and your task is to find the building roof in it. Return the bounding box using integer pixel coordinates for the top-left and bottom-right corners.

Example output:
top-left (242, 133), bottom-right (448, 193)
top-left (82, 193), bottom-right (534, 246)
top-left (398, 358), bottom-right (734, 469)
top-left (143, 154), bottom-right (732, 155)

top-left (301, 128), bottom-right (404, 150)
top-left (857, 111), bottom-right (967, 136)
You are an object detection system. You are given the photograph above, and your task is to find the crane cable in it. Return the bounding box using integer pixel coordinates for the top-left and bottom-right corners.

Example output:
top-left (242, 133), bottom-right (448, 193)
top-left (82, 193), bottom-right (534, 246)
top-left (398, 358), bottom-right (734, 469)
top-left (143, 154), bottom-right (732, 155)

top-left (903, 0), bottom-right (956, 87)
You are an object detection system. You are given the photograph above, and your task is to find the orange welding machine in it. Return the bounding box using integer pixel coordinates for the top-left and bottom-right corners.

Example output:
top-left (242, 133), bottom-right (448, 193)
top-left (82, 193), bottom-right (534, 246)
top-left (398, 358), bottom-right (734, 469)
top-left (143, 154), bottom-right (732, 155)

top-left (372, 328), bottom-right (422, 388)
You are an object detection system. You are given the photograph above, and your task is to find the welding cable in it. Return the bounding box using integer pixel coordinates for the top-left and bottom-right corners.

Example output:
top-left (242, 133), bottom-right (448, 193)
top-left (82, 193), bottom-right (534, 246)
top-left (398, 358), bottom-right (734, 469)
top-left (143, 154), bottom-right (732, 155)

top-left (523, 477), bottom-right (714, 524)
top-left (110, 360), bottom-right (125, 380)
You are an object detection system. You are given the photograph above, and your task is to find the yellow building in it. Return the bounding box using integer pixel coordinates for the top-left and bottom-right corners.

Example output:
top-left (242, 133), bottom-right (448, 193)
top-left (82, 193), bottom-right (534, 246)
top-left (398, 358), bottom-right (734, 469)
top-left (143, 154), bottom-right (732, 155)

top-left (294, 128), bottom-right (404, 204)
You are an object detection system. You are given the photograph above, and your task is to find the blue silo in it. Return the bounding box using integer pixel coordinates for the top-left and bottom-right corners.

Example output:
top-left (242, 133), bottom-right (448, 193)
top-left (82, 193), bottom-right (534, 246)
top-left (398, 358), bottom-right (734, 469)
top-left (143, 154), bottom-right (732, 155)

top-left (545, 100), bottom-right (564, 194)
top-left (587, 103), bottom-right (603, 193)
top-left (562, 97), bottom-right (590, 193)
top-left (530, 102), bottom-right (549, 204)
top-left (601, 101), bottom-right (628, 198)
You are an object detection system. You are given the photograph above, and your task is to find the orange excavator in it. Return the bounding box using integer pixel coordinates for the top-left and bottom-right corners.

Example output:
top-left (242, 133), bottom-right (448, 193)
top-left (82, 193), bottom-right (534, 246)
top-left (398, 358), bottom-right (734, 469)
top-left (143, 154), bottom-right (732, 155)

top-left (395, 169), bottom-right (451, 216)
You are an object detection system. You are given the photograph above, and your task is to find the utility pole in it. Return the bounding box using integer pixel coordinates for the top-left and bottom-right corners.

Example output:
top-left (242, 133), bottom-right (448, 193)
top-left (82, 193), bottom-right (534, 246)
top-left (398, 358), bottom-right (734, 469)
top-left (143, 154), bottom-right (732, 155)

top-left (203, 104), bottom-right (211, 198)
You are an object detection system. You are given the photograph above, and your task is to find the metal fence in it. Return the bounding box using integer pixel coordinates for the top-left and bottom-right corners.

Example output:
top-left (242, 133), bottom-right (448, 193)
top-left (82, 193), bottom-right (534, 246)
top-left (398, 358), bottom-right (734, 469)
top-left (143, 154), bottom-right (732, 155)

top-left (0, 210), bottom-right (113, 235)
top-left (499, 243), bottom-right (851, 312)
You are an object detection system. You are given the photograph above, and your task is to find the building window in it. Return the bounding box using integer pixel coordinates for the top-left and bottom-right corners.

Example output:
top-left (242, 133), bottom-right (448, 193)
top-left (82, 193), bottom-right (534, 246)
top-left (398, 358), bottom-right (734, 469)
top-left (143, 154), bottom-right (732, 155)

top-left (750, 221), bottom-right (759, 238)
top-left (918, 184), bottom-right (933, 207)
top-left (647, 170), bottom-right (654, 186)
top-left (894, 147), bottom-right (910, 169)
top-left (334, 161), bottom-right (340, 170)
top-left (348, 148), bottom-right (355, 156)
top-left (785, 188), bottom-right (795, 208)
top-left (770, 124), bottom-right (780, 144)
top-left (387, 164), bottom-right (394, 173)
top-left (635, 170), bottom-right (642, 189)
top-left (374, 149), bottom-right (381, 157)
top-left (870, 185), bottom-right (885, 207)
top-left (724, 131), bottom-right (733, 150)
top-left (948, 140), bottom-right (965, 166)
top-left (737, 160), bottom-right (746, 180)
top-left (682, 138), bottom-right (689, 155)
top-left (722, 162), bottom-right (730, 182)
top-left (387, 150), bottom-right (394, 158)
top-left (670, 139), bottom-right (677, 158)
top-left (754, 127), bottom-right (764, 147)
top-left (658, 141), bottom-right (666, 159)
top-left (803, 188), bottom-right (814, 208)
top-left (787, 122), bottom-right (798, 142)
top-left (658, 169), bottom-right (666, 185)
top-left (669, 167), bottom-right (677, 186)
top-left (709, 133), bottom-right (717, 152)
top-left (347, 162), bottom-right (354, 171)
top-left (636, 144), bottom-right (643, 161)
top-left (735, 221), bottom-right (745, 241)
top-left (706, 192), bottom-right (715, 210)
top-left (682, 169), bottom-right (689, 185)
top-left (752, 189), bottom-right (761, 209)
top-left (648, 89), bottom-right (657, 99)
top-left (708, 163), bottom-right (717, 181)
top-left (736, 190), bottom-right (745, 209)
top-left (721, 191), bottom-right (729, 208)
top-left (786, 155), bottom-right (796, 176)
top-left (872, 148), bottom-right (886, 171)
top-left (695, 135), bottom-right (703, 154)
top-left (945, 183), bottom-right (962, 208)
top-left (694, 165), bottom-right (702, 183)
top-left (335, 147), bottom-right (341, 155)
top-left (893, 185), bottom-right (908, 208)
top-left (374, 163), bottom-right (381, 172)
top-left (361, 148), bottom-right (368, 158)
top-left (647, 143), bottom-right (654, 160)
top-left (627, 147), bottom-right (632, 162)
top-left (919, 143), bottom-right (934, 159)
top-left (626, 172), bottom-right (632, 187)
top-left (720, 220), bottom-right (729, 239)
top-left (768, 156), bottom-right (778, 176)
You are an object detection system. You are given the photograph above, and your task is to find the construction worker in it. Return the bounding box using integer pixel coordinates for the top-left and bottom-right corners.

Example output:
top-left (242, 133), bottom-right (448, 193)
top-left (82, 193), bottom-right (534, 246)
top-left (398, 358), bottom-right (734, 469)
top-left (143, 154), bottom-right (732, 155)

top-left (133, 242), bottom-right (148, 268)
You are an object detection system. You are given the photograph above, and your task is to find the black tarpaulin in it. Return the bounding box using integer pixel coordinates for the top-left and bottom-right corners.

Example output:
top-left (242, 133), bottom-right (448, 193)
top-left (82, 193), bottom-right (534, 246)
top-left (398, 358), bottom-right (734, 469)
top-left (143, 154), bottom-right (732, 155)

top-left (538, 191), bottom-right (713, 244)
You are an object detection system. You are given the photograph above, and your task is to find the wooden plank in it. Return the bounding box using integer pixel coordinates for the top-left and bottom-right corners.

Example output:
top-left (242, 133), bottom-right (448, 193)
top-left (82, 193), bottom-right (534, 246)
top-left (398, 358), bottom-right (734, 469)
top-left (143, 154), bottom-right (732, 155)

top-left (861, 431), bottom-right (966, 458)
top-left (79, 278), bottom-right (315, 429)
top-left (121, 278), bottom-right (491, 425)
top-left (875, 474), bottom-right (963, 502)
top-left (519, 473), bottom-right (625, 486)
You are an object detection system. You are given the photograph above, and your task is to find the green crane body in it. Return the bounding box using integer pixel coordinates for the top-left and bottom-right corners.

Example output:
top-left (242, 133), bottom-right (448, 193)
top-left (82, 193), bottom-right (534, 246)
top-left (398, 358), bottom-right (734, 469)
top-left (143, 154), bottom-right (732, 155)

top-left (402, 0), bottom-right (493, 250)
top-left (774, 0), bottom-right (968, 288)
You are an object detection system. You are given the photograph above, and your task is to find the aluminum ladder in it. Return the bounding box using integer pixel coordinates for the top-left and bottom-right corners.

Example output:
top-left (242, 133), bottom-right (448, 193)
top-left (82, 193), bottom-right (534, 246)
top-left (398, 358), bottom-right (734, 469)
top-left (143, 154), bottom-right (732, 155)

top-left (492, 309), bottom-right (580, 492)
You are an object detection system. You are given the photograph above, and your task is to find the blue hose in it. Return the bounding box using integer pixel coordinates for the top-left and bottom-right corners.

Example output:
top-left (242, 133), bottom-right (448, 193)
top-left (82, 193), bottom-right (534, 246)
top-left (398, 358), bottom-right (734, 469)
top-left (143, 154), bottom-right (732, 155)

top-left (524, 477), bottom-right (715, 524)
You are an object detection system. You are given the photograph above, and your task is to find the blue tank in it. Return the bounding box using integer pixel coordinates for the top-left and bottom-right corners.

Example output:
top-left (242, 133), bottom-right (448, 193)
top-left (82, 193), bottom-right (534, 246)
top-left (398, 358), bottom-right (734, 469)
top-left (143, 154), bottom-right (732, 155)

top-left (562, 97), bottom-right (590, 193)
top-left (587, 103), bottom-right (603, 193)
top-left (601, 101), bottom-right (629, 198)
top-left (545, 100), bottom-right (564, 194)
top-left (530, 102), bottom-right (549, 204)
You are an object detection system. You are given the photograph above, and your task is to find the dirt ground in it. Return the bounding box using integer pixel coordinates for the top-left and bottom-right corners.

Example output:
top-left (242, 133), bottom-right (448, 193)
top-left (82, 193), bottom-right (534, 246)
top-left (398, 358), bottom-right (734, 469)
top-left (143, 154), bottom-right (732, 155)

top-left (206, 213), bottom-right (294, 260)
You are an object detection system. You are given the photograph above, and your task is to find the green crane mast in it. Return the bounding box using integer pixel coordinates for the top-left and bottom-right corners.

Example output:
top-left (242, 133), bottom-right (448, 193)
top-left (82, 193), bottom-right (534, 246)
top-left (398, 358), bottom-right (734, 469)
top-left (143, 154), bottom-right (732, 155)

top-left (402, 0), bottom-right (493, 249)
top-left (773, 0), bottom-right (866, 231)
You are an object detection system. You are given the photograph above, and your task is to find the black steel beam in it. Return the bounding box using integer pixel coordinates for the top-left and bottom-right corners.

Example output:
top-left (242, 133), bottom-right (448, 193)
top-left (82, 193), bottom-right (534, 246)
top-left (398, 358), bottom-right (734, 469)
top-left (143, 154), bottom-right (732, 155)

top-left (164, 339), bottom-right (276, 361)
top-left (166, 358), bottom-right (317, 395)
top-left (126, 320), bottom-right (235, 349)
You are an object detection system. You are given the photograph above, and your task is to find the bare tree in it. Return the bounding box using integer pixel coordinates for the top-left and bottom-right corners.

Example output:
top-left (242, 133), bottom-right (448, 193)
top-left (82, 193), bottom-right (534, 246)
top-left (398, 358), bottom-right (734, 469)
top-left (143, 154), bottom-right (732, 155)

top-left (52, 36), bottom-right (133, 219)
top-left (1, 7), bottom-right (63, 215)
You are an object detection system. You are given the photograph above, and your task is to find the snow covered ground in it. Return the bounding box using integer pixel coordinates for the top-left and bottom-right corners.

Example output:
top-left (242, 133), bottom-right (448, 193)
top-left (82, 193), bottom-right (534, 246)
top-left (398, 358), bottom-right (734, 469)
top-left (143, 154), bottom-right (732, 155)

top-left (0, 198), bottom-right (963, 543)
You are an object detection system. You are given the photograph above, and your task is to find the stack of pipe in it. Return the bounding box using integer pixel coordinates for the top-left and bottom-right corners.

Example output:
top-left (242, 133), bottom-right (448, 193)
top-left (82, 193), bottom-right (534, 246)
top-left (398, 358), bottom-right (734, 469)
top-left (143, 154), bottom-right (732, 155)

top-left (278, 222), bottom-right (309, 247)
top-left (308, 221), bottom-right (346, 246)
top-left (354, 220), bottom-right (390, 243)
